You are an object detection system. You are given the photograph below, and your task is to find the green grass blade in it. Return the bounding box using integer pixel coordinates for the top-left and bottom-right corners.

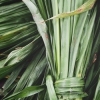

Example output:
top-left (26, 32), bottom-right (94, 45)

top-left (3, 85), bottom-right (45, 100)
top-left (93, 76), bottom-right (100, 100)
top-left (51, 0), bottom-right (60, 78)
top-left (76, 8), bottom-right (96, 77)
top-left (46, 75), bottom-right (57, 100)
top-left (60, 0), bottom-right (71, 79)
top-left (14, 48), bottom-right (45, 92)
top-left (3, 64), bottom-right (24, 91)
top-left (69, 12), bottom-right (88, 77)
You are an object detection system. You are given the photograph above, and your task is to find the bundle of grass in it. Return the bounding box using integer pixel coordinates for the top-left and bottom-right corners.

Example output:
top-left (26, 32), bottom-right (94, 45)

top-left (22, 0), bottom-right (99, 100)
top-left (0, 1), bottom-right (46, 100)
top-left (1, 0), bottom-right (100, 100)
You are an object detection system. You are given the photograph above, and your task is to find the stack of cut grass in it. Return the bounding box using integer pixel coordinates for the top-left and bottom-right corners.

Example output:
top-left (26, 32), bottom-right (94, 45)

top-left (0, 1), bottom-right (39, 62)
top-left (0, 1), bottom-right (46, 100)
top-left (22, 0), bottom-right (100, 100)
top-left (0, 0), bottom-right (100, 100)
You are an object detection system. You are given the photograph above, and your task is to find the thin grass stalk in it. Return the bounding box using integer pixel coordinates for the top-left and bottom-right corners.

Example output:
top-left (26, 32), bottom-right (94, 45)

top-left (82, 35), bottom-right (93, 77)
top-left (51, 0), bottom-right (60, 78)
top-left (72, 0), bottom-right (83, 37)
top-left (60, 0), bottom-right (71, 79)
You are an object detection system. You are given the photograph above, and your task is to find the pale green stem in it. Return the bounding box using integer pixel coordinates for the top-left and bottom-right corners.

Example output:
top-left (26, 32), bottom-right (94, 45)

top-left (60, 0), bottom-right (70, 79)
top-left (52, 0), bottom-right (60, 78)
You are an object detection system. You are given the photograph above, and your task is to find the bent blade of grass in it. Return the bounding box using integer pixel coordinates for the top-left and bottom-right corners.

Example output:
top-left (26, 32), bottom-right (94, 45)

top-left (46, 0), bottom-right (96, 20)
top-left (23, 0), bottom-right (55, 77)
